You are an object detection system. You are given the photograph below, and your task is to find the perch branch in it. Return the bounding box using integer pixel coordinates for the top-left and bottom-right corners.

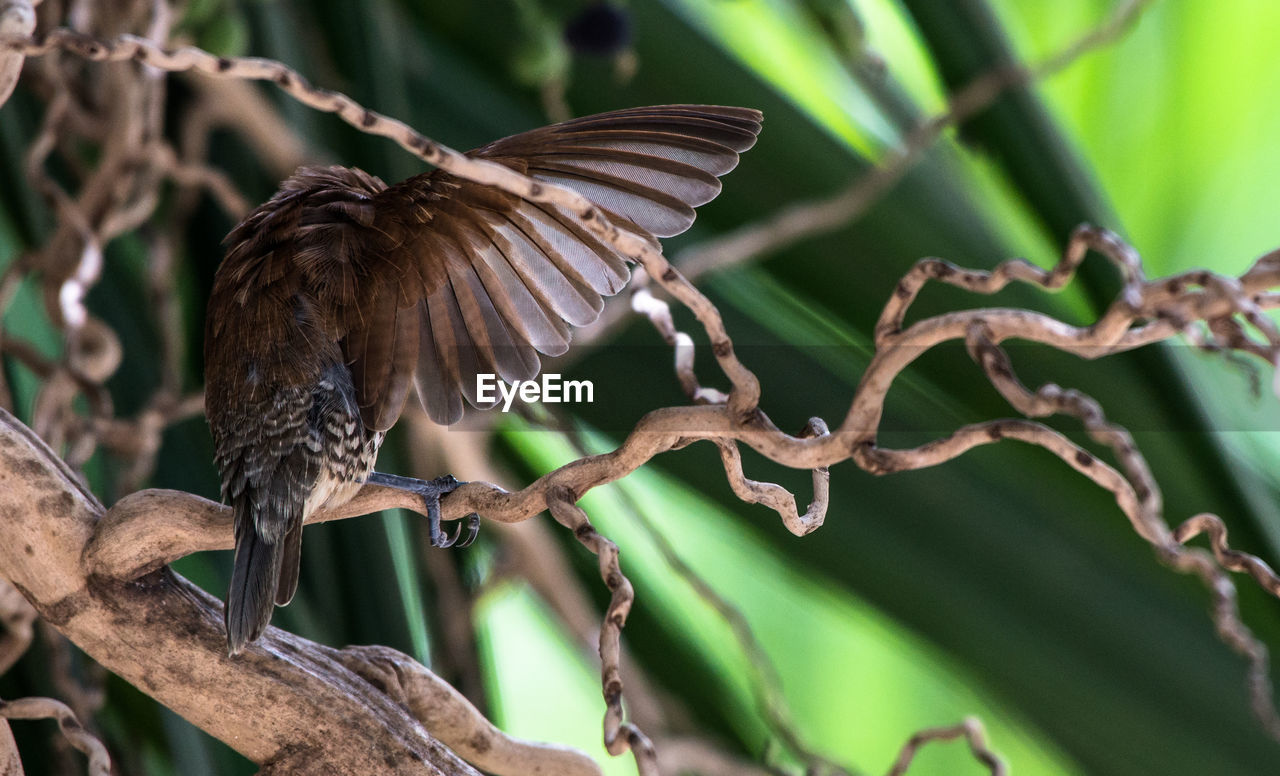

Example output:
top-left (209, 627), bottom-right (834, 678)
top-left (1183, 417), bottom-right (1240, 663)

top-left (0, 407), bottom-right (605, 775)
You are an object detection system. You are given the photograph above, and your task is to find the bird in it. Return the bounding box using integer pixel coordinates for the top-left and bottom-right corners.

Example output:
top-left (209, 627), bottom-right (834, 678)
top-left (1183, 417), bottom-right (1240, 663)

top-left (204, 104), bottom-right (763, 655)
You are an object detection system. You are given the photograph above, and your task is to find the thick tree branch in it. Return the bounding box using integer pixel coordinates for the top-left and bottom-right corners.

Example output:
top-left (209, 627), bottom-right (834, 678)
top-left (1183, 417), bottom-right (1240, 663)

top-left (0, 407), bottom-right (602, 776)
top-left (329, 645), bottom-right (603, 776)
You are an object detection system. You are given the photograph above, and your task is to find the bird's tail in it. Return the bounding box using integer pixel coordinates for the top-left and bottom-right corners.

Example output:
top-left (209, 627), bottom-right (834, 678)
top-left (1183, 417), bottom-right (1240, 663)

top-left (226, 522), bottom-right (299, 655)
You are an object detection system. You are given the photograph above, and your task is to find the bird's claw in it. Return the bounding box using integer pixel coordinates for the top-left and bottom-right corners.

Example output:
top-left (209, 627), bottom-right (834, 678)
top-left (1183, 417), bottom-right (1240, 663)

top-left (422, 475), bottom-right (479, 549)
top-left (432, 511), bottom-right (481, 548)
top-left (366, 471), bottom-right (480, 549)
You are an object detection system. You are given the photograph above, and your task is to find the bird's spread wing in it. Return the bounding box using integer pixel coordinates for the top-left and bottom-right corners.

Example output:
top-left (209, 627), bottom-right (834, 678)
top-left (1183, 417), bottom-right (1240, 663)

top-left (349, 105), bottom-right (762, 429)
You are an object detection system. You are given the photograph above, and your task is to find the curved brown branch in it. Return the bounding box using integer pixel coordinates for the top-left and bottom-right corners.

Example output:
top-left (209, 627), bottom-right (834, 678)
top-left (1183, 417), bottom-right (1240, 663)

top-left (0, 696), bottom-right (110, 776)
top-left (604, 463), bottom-right (848, 774)
top-left (84, 400), bottom-right (840, 584)
top-left (886, 717), bottom-right (1005, 776)
top-left (716, 416), bottom-right (831, 536)
top-left (962, 322), bottom-right (1280, 735)
top-left (1174, 514), bottom-right (1280, 598)
top-left (544, 486), bottom-right (657, 775)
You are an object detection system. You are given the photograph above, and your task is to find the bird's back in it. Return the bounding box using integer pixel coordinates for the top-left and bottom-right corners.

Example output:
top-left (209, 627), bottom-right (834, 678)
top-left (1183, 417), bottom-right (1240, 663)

top-left (206, 167), bottom-right (390, 652)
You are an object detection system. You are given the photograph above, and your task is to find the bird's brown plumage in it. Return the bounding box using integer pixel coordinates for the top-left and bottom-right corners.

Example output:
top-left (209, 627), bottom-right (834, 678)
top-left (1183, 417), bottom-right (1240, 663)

top-left (205, 105), bottom-right (762, 653)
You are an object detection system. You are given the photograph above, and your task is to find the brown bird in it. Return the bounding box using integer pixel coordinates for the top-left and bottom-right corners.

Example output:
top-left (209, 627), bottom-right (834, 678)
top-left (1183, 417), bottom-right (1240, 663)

top-left (204, 105), bottom-right (762, 655)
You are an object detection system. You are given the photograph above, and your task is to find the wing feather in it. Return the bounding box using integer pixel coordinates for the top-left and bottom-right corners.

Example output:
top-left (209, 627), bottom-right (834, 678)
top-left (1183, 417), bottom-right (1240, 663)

top-left (464, 221), bottom-right (572, 355)
top-left (413, 298), bottom-right (457, 425)
top-left (445, 252), bottom-right (538, 385)
top-left (519, 200), bottom-right (633, 293)
top-left (477, 210), bottom-right (603, 326)
top-left (356, 105), bottom-right (760, 426)
top-left (420, 290), bottom-right (465, 425)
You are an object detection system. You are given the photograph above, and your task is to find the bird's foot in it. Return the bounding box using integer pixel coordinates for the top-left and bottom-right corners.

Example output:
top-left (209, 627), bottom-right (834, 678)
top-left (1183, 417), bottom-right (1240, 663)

top-left (366, 472), bottom-right (480, 548)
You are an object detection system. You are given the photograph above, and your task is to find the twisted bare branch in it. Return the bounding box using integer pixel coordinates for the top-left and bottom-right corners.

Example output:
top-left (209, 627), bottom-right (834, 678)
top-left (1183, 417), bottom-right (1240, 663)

top-left (0, 696), bottom-right (111, 776)
top-left (886, 717), bottom-right (1005, 776)
top-left (544, 486), bottom-right (657, 775)
top-left (1174, 515), bottom-right (1280, 597)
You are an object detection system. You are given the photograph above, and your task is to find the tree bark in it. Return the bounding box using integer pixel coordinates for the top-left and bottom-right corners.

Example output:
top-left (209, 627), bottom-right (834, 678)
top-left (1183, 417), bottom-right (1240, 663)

top-left (0, 407), bottom-right (478, 775)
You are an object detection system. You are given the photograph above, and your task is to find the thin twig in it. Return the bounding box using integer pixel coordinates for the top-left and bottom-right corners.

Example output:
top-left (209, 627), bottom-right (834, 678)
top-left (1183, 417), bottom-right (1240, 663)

top-left (568, 425), bottom-right (851, 776)
top-left (0, 696), bottom-right (112, 776)
top-left (886, 717), bottom-right (1005, 776)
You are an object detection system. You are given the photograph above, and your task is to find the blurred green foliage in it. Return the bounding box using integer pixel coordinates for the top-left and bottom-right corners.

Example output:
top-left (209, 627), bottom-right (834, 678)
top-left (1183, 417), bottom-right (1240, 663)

top-left (3, 1), bottom-right (1280, 774)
